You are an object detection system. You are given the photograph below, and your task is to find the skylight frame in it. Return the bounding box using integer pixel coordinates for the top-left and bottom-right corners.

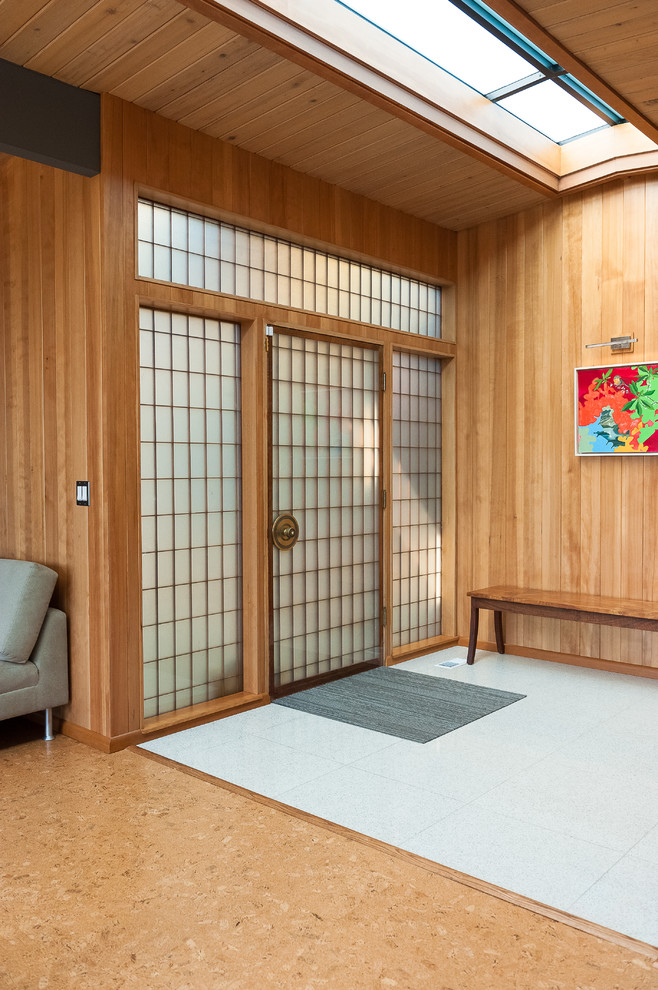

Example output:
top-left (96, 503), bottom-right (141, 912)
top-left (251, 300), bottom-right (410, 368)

top-left (452, 0), bottom-right (624, 137)
top-left (335, 0), bottom-right (625, 145)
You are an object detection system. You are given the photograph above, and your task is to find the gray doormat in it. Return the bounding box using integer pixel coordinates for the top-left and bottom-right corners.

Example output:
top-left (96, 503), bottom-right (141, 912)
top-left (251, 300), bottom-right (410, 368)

top-left (274, 667), bottom-right (525, 743)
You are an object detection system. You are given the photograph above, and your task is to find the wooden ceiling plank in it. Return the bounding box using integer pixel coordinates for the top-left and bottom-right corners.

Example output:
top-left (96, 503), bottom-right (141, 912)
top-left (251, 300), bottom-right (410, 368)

top-left (158, 45), bottom-right (281, 120)
top-left (345, 160), bottom-right (502, 210)
top-left (177, 61), bottom-right (315, 131)
top-left (295, 131), bottom-right (401, 176)
top-left (130, 30), bottom-right (260, 112)
top-left (252, 91), bottom-right (369, 159)
top-left (284, 108), bottom-right (395, 172)
top-left (547, 6), bottom-right (658, 42)
top-left (108, 21), bottom-right (239, 103)
top-left (219, 83), bottom-right (358, 150)
top-left (343, 121), bottom-right (470, 175)
top-left (201, 75), bottom-right (338, 146)
top-left (0, 0), bottom-right (108, 64)
top-left (199, 69), bottom-right (324, 142)
top-left (81, 9), bottom-right (213, 90)
top-left (581, 33), bottom-right (658, 65)
top-left (324, 137), bottom-right (449, 192)
top-left (0, 0), bottom-right (55, 47)
top-left (362, 155), bottom-right (486, 202)
top-left (440, 184), bottom-right (544, 214)
top-left (280, 117), bottom-right (406, 176)
top-left (606, 68), bottom-right (658, 102)
top-left (41, 0), bottom-right (184, 89)
top-left (518, 0), bottom-right (624, 18)
top-left (22, 0), bottom-right (159, 77)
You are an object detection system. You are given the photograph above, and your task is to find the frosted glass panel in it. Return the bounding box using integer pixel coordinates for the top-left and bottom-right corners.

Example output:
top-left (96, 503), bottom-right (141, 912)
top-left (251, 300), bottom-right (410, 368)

top-left (140, 307), bottom-right (243, 718)
top-left (272, 334), bottom-right (380, 688)
top-left (392, 352), bottom-right (442, 647)
top-left (138, 199), bottom-right (441, 338)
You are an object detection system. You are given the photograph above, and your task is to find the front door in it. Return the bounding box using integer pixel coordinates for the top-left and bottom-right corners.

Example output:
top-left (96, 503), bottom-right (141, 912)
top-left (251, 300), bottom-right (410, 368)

top-left (270, 330), bottom-right (382, 695)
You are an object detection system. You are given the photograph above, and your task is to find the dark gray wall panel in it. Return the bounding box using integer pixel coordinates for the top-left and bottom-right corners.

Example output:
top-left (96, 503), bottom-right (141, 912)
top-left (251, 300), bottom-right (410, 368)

top-left (0, 58), bottom-right (100, 177)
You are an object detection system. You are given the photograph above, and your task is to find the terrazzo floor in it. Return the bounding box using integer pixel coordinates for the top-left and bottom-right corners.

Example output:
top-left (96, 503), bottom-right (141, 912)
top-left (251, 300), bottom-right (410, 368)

top-left (141, 648), bottom-right (658, 948)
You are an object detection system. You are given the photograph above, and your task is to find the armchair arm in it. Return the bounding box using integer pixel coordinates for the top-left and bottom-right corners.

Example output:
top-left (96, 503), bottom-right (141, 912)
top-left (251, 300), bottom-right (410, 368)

top-left (30, 608), bottom-right (69, 710)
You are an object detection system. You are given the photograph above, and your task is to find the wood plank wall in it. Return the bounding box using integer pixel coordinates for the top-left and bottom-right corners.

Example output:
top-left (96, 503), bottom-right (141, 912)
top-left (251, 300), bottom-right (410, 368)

top-left (457, 175), bottom-right (658, 669)
top-left (0, 94), bottom-right (457, 748)
top-left (0, 156), bottom-right (110, 732)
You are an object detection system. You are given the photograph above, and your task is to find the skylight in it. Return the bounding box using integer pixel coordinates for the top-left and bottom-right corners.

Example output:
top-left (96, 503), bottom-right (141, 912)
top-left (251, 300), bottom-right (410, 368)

top-left (336, 0), bottom-right (624, 143)
top-left (497, 81), bottom-right (606, 144)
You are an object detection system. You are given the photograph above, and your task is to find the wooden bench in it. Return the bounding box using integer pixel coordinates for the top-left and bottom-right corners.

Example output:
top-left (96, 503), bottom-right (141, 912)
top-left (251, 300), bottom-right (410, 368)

top-left (466, 586), bottom-right (658, 665)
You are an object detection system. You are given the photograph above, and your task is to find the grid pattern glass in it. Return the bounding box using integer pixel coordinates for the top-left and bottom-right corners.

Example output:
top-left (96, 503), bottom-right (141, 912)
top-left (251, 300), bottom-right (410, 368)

top-left (272, 334), bottom-right (380, 688)
top-left (138, 199), bottom-right (441, 337)
top-left (140, 307), bottom-right (243, 718)
top-left (392, 352), bottom-right (442, 647)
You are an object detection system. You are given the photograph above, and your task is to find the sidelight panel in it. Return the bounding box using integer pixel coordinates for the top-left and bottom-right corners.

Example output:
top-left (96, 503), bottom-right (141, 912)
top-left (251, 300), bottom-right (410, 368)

top-left (140, 307), bottom-right (243, 718)
top-left (392, 352), bottom-right (442, 647)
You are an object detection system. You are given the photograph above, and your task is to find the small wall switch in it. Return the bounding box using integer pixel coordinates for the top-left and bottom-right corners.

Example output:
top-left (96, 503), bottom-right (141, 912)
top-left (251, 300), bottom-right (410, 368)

top-left (76, 481), bottom-right (89, 506)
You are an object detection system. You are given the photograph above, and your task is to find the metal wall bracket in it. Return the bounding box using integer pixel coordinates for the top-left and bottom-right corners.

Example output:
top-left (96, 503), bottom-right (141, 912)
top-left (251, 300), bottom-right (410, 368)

top-left (585, 335), bottom-right (638, 352)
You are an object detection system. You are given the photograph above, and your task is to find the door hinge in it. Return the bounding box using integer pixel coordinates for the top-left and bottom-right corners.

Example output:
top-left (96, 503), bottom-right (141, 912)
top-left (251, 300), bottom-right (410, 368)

top-left (382, 606), bottom-right (387, 627)
top-left (382, 489), bottom-right (387, 510)
top-left (381, 371), bottom-right (387, 392)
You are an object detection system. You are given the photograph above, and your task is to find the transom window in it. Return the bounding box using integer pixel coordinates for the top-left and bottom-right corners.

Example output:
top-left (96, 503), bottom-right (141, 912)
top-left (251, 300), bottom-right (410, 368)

top-left (138, 199), bottom-right (442, 337)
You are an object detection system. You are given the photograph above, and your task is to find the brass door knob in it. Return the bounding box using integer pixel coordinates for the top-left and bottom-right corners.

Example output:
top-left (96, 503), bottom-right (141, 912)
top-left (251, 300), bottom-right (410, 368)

top-left (272, 513), bottom-right (299, 550)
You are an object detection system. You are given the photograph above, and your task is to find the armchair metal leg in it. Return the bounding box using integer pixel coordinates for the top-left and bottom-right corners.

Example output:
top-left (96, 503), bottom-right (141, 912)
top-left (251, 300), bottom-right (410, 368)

top-left (44, 708), bottom-right (55, 741)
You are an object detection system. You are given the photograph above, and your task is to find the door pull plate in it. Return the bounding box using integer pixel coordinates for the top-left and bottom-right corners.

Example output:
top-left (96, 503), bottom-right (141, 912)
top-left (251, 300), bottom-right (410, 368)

top-left (272, 513), bottom-right (299, 550)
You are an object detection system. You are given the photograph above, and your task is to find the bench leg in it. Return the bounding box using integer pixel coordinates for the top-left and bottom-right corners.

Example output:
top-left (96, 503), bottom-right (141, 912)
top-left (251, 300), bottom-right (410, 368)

top-left (467, 603), bottom-right (479, 664)
top-left (494, 610), bottom-right (505, 655)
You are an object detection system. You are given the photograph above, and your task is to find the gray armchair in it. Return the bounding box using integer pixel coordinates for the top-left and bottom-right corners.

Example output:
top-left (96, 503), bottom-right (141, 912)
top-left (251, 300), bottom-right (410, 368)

top-left (0, 559), bottom-right (69, 740)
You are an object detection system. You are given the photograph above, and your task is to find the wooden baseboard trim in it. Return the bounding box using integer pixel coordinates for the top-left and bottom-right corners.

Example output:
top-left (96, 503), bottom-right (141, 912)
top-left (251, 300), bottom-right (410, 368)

top-left (135, 747), bottom-right (658, 962)
top-left (459, 639), bottom-right (658, 679)
top-left (389, 634), bottom-right (460, 665)
top-left (60, 695), bottom-right (271, 752)
top-left (59, 721), bottom-right (143, 753)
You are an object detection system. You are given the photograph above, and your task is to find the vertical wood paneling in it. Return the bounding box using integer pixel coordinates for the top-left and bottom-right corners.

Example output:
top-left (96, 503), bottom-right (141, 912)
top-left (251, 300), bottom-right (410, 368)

top-left (619, 180), bottom-right (646, 665)
top-left (0, 156), bottom-right (104, 728)
top-left (643, 178), bottom-right (658, 666)
top-left (598, 184), bottom-right (623, 662)
top-left (457, 175), bottom-right (658, 669)
top-left (578, 190), bottom-right (603, 660)
top-left (518, 210), bottom-right (540, 652)
top-left (506, 213), bottom-right (526, 646)
top-left (559, 194), bottom-right (584, 657)
top-left (542, 205), bottom-right (563, 653)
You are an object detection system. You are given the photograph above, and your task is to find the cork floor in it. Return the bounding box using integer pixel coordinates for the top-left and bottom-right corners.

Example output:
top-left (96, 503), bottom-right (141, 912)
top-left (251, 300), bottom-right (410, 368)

top-left (2, 695), bottom-right (658, 986)
top-left (141, 649), bottom-right (658, 949)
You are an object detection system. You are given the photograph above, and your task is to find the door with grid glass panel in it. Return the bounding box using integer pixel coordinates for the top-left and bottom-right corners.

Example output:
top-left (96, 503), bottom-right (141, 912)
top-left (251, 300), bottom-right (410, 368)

top-left (270, 331), bottom-right (382, 694)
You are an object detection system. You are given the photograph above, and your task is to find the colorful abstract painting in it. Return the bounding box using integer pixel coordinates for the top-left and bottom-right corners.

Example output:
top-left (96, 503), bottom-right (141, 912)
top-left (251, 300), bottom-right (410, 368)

top-left (575, 361), bottom-right (658, 455)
